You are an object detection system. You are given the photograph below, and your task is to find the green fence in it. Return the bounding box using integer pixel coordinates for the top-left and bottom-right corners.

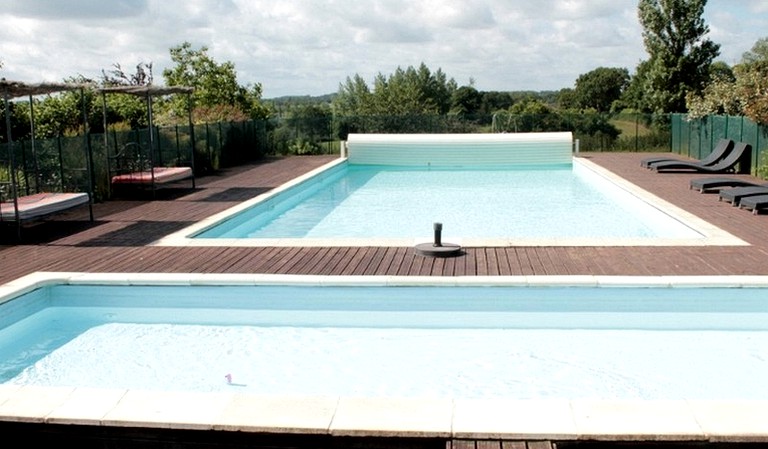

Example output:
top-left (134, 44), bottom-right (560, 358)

top-left (1, 120), bottom-right (269, 201)
top-left (2, 112), bottom-right (684, 202)
top-left (280, 112), bottom-right (672, 154)
top-left (671, 113), bottom-right (767, 176)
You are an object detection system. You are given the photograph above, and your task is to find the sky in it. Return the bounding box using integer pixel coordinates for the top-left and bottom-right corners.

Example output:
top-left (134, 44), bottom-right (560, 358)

top-left (0, 0), bottom-right (766, 99)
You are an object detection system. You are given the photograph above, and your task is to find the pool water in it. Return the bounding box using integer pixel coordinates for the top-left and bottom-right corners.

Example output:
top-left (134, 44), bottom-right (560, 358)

top-left (193, 161), bottom-right (703, 240)
top-left (3, 283), bottom-right (768, 400)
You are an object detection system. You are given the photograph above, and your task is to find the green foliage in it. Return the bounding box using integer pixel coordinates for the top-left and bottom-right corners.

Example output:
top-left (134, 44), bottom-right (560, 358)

top-left (99, 62), bottom-right (153, 129)
top-left (756, 151), bottom-right (768, 180)
top-left (571, 67), bottom-right (630, 113)
top-left (742, 37), bottom-right (768, 64)
top-left (556, 88), bottom-right (577, 110)
top-left (271, 103), bottom-right (333, 155)
top-left (15, 84), bottom-right (98, 139)
top-left (736, 61), bottom-right (768, 125)
top-left (288, 138), bottom-right (321, 155)
top-left (450, 86), bottom-right (482, 116)
top-left (686, 35), bottom-right (768, 125)
top-left (709, 61), bottom-right (735, 82)
top-left (685, 75), bottom-right (742, 119)
top-left (333, 63), bottom-right (457, 117)
top-left (636, 0), bottom-right (720, 113)
top-left (477, 91), bottom-right (514, 115)
top-left (162, 42), bottom-right (269, 122)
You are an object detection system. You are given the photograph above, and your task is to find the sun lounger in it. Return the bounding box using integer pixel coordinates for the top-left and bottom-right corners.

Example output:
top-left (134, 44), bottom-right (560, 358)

top-left (641, 138), bottom-right (733, 169)
top-left (738, 194), bottom-right (768, 215)
top-left (111, 166), bottom-right (194, 186)
top-left (652, 142), bottom-right (751, 174)
top-left (0, 192), bottom-right (90, 221)
top-left (719, 185), bottom-right (768, 206)
top-left (689, 177), bottom-right (763, 193)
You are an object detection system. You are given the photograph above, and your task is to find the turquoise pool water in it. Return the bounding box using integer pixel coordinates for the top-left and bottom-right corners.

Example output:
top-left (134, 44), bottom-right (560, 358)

top-left (3, 282), bottom-right (768, 399)
top-left (193, 161), bottom-right (703, 240)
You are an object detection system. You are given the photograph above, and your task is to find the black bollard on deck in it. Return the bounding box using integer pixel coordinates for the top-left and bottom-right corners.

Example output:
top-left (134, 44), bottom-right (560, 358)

top-left (433, 222), bottom-right (443, 247)
top-left (414, 222), bottom-right (462, 257)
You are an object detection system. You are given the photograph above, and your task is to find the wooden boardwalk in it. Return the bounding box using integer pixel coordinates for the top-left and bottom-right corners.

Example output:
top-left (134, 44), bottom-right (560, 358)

top-left (2, 152), bottom-right (768, 285)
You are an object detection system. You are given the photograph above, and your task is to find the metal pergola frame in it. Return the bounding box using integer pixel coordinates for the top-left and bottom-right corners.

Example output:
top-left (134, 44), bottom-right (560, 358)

top-left (98, 85), bottom-right (196, 196)
top-left (1, 79), bottom-right (95, 238)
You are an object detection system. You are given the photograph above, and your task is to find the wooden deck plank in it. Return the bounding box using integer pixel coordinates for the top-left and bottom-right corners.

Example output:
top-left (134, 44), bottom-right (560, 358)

top-left (475, 249), bottom-right (489, 276)
top-left (476, 441), bottom-right (502, 449)
top-left (450, 440), bottom-right (476, 449)
top-left (294, 247), bottom-right (331, 274)
top-left (396, 250), bottom-right (417, 276)
top-left (525, 442), bottom-right (553, 449)
top-left (362, 247), bottom-right (392, 275)
top-left (500, 442), bottom-right (526, 449)
top-left (485, 248), bottom-right (500, 276)
top-left (495, 248), bottom-right (513, 276)
top-left (501, 442), bottom-right (527, 449)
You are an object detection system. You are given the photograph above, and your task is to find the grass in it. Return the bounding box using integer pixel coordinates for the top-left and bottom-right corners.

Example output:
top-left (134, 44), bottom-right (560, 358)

top-left (611, 118), bottom-right (653, 137)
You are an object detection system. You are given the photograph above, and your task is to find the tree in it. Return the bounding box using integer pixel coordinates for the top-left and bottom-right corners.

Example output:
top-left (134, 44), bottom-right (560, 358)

top-left (477, 91), bottom-right (514, 115)
top-left (571, 67), bottom-right (630, 112)
top-left (332, 63), bottom-right (457, 116)
top-left (556, 88), bottom-right (578, 110)
top-left (742, 37), bottom-right (768, 64)
top-left (332, 74), bottom-right (373, 116)
top-left (162, 42), bottom-right (269, 122)
top-left (450, 85), bottom-right (482, 115)
top-left (619, 60), bottom-right (652, 113)
top-left (686, 37), bottom-right (768, 125)
top-left (708, 61), bottom-right (735, 82)
top-left (20, 75), bottom-right (100, 139)
top-left (734, 60), bottom-right (768, 125)
top-left (637, 0), bottom-right (720, 113)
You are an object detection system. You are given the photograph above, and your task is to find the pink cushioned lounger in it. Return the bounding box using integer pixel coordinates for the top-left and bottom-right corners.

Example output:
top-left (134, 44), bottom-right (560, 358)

top-left (0, 192), bottom-right (89, 221)
top-left (111, 167), bottom-right (193, 185)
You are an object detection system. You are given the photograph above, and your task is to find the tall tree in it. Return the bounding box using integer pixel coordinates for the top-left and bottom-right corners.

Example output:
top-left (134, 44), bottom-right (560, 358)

top-left (333, 74), bottom-right (373, 116)
top-left (637, 0), bottom-right (720, 113)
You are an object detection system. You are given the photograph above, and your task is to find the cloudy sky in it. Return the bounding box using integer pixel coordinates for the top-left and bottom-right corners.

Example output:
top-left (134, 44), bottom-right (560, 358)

top-left (1, 0), bottom-right (766, 98)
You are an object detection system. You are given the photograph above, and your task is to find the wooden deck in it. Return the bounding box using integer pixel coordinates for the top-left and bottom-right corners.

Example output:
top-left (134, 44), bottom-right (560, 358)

top-left (2, 152), bottom-right (768, 285)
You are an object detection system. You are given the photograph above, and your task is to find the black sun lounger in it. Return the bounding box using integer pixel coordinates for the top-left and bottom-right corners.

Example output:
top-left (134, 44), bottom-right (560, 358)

top-left (652, 142), bottom-right (751, 174)
top-left (641, 138), bottom-right (734, 169)
top-left (689, 177), bottom-right (765, 193)
top-left (719, 185), bottom-right (768, 206)
top-left (738, 194), bottom-right (768, 215)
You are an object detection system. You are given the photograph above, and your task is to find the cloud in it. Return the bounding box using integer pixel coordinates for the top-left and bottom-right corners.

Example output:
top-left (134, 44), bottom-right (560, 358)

top-left (0, 0), bottom-right (149, 20)
top-left (0, 0), bottom-right (766, 97)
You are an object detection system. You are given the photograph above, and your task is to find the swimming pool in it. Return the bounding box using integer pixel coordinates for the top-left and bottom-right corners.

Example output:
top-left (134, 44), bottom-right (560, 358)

top-left (2, 272), bottom-right (768, 441)
top-left (3, 273), bottom-right (768, 399)
top-left (159, 157), bottom-right (744, 247)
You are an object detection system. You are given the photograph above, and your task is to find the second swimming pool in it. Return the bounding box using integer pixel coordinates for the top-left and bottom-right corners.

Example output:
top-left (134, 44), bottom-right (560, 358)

top-left (3, 274), bottom-right (768, 400)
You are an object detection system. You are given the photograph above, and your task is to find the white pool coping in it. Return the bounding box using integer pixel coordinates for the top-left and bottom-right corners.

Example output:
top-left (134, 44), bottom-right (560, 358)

top-left (2, 271), bottom-right (768, 442)
top-left (154, 157), bottom-right (748, 248)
